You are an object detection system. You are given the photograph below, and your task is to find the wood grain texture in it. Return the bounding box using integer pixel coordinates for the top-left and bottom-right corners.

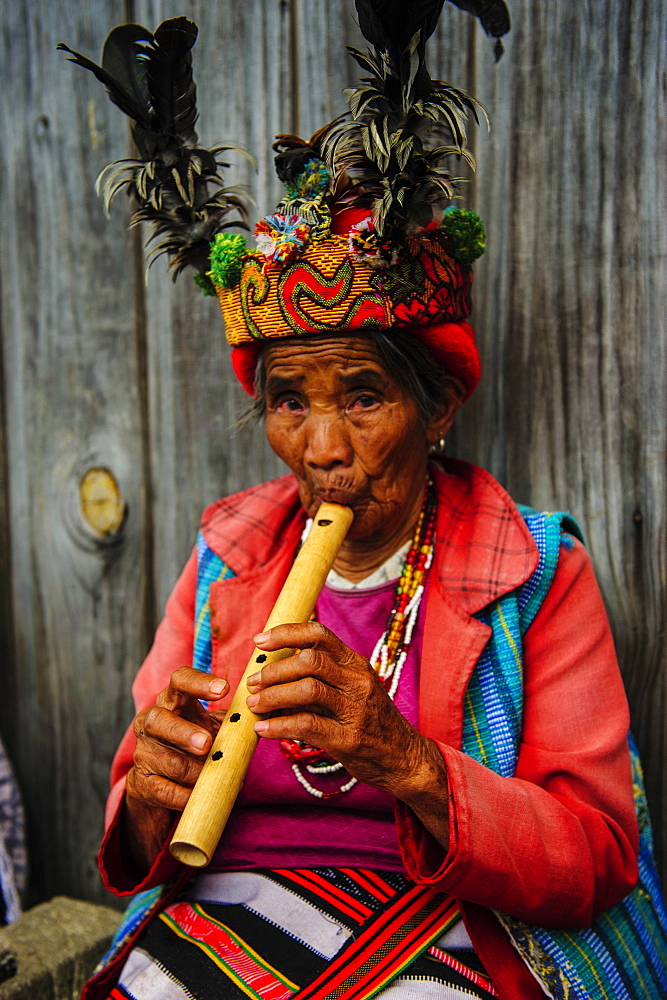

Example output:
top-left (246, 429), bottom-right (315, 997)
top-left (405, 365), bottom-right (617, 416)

top-left (0, 0), bottom-right (149, 903)
top-left (135, 0), bottom-right (291, 615)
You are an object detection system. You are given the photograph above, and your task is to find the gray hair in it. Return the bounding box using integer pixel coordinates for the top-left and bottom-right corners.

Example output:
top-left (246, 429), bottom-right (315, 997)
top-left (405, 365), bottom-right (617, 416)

top-left (238, 329), bottom-right (464, 428)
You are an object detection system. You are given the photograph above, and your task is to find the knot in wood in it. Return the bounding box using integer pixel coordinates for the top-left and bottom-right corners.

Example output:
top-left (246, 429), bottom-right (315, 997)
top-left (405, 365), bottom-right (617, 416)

top-left (79, 467), bottom-right (125, 536)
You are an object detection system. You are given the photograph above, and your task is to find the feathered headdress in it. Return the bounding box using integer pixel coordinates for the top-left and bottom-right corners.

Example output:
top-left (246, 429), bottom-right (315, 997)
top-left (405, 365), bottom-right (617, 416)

top-left (58, 17), bottom-right (251, 291)
top-left (62, 2), bottom-right (510, 399)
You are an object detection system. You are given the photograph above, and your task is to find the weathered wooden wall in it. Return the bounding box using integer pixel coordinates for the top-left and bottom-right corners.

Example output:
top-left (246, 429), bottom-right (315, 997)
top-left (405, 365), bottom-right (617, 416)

top-left (0, 0), bottom-right (664, 907)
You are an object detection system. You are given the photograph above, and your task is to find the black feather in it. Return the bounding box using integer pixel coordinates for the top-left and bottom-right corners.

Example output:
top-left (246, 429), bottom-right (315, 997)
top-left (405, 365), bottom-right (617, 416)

top-left (447, 0), bottom-right (511, 59)
top-left (145, 18), bottom-right (198, 145)
top-left (316, 0), bottom-right (497, 236)
top-left (58, 17), bottom-right (250, 281)
top-left (58, 26), bottom-right (153, 128)
top-left (354, 0), bottom-right (446, 103)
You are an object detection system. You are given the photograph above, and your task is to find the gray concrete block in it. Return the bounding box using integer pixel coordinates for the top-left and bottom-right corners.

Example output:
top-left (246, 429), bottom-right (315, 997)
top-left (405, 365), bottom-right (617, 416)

top-left (0, 897), bottom-right (121, 1000)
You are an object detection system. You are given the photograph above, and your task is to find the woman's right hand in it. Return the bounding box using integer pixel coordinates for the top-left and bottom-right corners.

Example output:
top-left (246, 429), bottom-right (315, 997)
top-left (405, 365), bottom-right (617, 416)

top-left (122, 667), bottom-right (229, 871)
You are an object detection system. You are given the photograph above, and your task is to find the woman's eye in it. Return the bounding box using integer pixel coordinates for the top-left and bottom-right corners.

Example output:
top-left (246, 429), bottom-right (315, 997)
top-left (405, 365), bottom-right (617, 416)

top-left (350, 394), bottom-right (378, 410)
top-left (275, 396), bottom-right (304, 413)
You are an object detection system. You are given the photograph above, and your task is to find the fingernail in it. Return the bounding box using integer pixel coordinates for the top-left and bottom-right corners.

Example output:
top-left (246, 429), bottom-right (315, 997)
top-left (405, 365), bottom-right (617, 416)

top-left (191, 732), bottom-right (208, 750)
top-left (254, 632), bottom-right (270, 644)
top-left (209, 677), bottom-right (226, 695)
top-left (254, 721), bottom-right (269, 733)
top-left (247, 672), bottom-right (260, 687)
top-left (246, 694), bottom-right (260, 708)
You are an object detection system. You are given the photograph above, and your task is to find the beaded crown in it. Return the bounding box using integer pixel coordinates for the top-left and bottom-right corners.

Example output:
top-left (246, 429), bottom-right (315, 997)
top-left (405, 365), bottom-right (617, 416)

top-left (212, 206), bottom-right (483, 398)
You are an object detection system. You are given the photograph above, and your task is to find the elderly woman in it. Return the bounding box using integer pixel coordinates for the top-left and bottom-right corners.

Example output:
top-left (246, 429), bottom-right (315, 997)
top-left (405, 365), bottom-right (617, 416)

top-left (66, 8), bottom-right (667, 1000)
top-left (87, 318), bottom-right (667, 1000)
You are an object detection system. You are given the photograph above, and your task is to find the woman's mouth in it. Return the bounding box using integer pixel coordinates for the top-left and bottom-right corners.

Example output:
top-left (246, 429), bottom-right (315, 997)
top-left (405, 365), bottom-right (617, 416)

top-left (313, 486), bottom-right (361, 508)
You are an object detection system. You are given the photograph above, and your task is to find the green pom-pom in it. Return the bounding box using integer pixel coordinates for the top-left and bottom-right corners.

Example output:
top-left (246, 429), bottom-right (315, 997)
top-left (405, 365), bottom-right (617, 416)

top-left (441, 207), bottom-right (486, 264)
top-left (208, 233), bottom-right (249, 289)
top-left (194, 271), bottom-right (216, 297)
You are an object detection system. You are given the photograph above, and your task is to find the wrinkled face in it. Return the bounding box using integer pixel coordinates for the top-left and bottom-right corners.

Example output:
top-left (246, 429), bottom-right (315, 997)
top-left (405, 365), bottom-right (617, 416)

top-left (263, 336), bottom-right (445, 544)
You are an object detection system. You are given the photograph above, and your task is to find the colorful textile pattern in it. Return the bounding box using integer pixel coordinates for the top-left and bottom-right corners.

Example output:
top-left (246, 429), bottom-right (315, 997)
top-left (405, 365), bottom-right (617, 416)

top-left (111, 869), bottom-right (499, 1000)
top-left (194, 530), bottom-right (236, 684)
top-left (495, 735), bottom-right (667, 1000)
top-left (215, 231), bottom-right (471, 346)
top-left (96, 499), bottom-right (667, 1000)
top-left (461, 509), bottom-right (667, 1000)
top-left (462, 508), bottom-right (581, 777)
top-left (191, 506), bottom-right (667, 999)
top-left (94, 884), bottom-right (174, 977)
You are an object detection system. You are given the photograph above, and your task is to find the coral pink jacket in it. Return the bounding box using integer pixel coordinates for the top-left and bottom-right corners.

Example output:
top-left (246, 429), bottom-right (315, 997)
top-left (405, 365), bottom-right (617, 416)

top-left (98, 460), bottom-right (638, 1000)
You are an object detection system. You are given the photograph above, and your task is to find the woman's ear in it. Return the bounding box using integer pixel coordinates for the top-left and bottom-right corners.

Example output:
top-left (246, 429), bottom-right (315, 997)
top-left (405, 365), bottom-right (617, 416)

top-left (425, 378), bottom-right (464, 447)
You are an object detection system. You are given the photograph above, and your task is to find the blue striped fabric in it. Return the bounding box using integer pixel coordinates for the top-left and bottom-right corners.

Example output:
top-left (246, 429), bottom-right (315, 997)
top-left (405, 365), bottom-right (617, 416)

top-left (497, 736), bottom-right (667, 1000)
top-left (193, 531), bottom-right (236, 679)
top-left (95, 884), bottom-right (172, 974)
top-left (462, 508), bottom-right (581, 777)
top-left (514, 507), bottom-right (582, 630)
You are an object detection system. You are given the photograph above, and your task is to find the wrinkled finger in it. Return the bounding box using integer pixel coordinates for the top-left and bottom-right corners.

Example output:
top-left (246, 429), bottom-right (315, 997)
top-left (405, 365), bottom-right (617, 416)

top-left (253, 710), bottom-right (340, 747)
top-left (248, 633), bottom-right (364, 694)
top-left (208, 708), bottom-right (228, 727)
top-left (253, 622), bottom-right (353, 660)
top-left (246, 648), bottom-right (336, 693)
top-left (156, 667), bottom-right (228, 712)
top-left (133, 738), bottom-right (207, 788)
top-left (127, 766), bottom-right (195, 813)
top-left (246, 675), bottom-right (345, 718)
top-left (136, 705), bottom-right (213, 755)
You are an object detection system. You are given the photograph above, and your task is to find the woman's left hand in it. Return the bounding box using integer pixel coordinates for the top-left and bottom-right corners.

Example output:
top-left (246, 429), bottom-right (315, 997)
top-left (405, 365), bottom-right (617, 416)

top-left (246, 622), bottom-right (445, 807)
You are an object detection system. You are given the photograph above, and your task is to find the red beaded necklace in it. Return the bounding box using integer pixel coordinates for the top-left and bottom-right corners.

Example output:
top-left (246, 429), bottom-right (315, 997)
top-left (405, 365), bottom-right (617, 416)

top-left (280, 476), bottom-right (437, 798)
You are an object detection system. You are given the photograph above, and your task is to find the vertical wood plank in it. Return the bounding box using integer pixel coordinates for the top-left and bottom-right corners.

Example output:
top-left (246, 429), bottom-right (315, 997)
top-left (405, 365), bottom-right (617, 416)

top-left (294, 0), bottom-right (360, 141)
top-left (0, 0), bottom-right (148, 903)
top-left (134, 0), bottom-right (291, 615)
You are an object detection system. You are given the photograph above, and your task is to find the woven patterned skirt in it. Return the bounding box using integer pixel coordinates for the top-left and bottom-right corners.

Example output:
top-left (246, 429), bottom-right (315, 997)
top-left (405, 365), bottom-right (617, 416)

top-left (108, 869), bottom-right (500, 1000)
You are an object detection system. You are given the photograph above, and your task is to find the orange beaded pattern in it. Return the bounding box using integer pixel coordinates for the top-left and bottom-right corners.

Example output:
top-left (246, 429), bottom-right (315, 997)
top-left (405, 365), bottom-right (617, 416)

top-left (370, 476), bottom-right (437, 695)
top-left (215, 233), bottom-right (471, 345)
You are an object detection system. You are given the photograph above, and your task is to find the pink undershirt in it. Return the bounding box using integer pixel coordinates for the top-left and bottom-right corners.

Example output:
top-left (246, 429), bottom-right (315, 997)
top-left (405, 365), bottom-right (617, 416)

top-left (211, 577), bottom-right (426, 873)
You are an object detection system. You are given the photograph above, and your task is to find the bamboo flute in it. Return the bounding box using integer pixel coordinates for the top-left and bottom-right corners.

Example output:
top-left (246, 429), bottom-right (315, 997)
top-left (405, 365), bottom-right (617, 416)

top-left (170, 502), bottom-right (354, 867)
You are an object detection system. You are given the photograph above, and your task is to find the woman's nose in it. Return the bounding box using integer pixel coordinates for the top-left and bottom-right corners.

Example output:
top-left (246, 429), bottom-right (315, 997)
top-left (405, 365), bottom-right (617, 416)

top-left (303, 415), bottom-right (352, 469)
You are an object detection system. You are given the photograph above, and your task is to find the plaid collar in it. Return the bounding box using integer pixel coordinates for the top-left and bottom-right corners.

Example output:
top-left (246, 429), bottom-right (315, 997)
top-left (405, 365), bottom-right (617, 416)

top-left (430, 459), bottom-right (538, 615)
top-left (201, 475), bottom-right (306, 579)
top-left (200, 459), bottom-right (538, 616)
